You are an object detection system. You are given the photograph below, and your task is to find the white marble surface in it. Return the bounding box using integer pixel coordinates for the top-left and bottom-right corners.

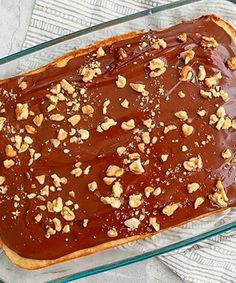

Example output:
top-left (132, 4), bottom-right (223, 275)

top-left (0, 0), bottom-right (183, 282)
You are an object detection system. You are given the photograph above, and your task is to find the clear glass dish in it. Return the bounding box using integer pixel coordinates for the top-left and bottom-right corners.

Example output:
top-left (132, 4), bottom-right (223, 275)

top-left (1, 0), bottom-right (236, 282)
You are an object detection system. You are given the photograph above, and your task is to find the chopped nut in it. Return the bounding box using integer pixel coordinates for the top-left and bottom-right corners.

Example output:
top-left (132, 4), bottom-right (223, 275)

top-left (141, 131), bottom-right (150, 144)
top-left (49, 113), bottom-right (64, 121)
top-left (117, 146), bottom-right (126, 156)
top-left (112, 181), bottom-right (123, 198)
top-left (33, 113), bottom-right (44, 126)
top-left (103, 100), bottom-right (110, 115)
top-left (103, 177), bottom-right (116, 185)
top-left (200, 89), bottom-right (212, 99)
top-left (187, 182), bottom-right (200, 193)
top-left (129, 194), bottom-right (142, 208)
top-left (194, 197), bottom-right (205, 209)
top-left (15, 103), bottom-right (29, 120)
top-left (0, 176), bottom-right (6, 186)
top-left (180, 49), bottom-right (195, 64)
top-left (198, 65), bottom-right (206, 81)
top-left (222, 117), bottom-right (232, 130)
top-left (35, 175), bottom-right (45, 185)
top-left (25, 125), bottom-right (36, 134)
top-left (183, 156), bottom-right (202, 171)
top-left (83, 219), bottom-right (88, 227)
top-left (0, 117), bottom-right (6, 130)
top-left (209, 114), bottom-right (218, 125)
top-left (221, 149), bottom-right (232, 159)
top-left (130, 83), bottom-right (146, 94)
top-left (117, 47), bottom-right (127, 60)
top-left (78, 129), bottom-right (90, 140)
top-left (60, 79), bottom-right (75, 94)
top-left (88, 181), bottom-right (97, 192)
top-left (3, 159), bottom-right (15, 169)
top-left (45, 227), bottom-right (56, 239)
top-left (62, 224), bottom-right (70, 233)
top-left (162, 203), bottom-right (178, 216)
top-left (82, 104), bottom-right (94, 116)
top-left (80, 64), bottom-right (102, 82)
top-left (19, 81), bottom-right (27, 90)
top-left (53, 217), bottom-right (62, 232)
top-left (107, 228), bottom-right (118, 237)
top-left (116, 75), bottom-right (127, 88)
top-left (61, 206), bottom-right (75, 221)
top-left (216, 106), bottom-right (226, 118)
top-left (227, 56), bottom-right (236, 70)
top-left (177, 91), bottom-right (186, 98)
top-left (68, 114), bottom-right (81, 126)
top-left (106, 165), bottom-right (124, 177)
top-left (129, 158), bottom-right (145, 174)
top-left (144, 186), bottom-right (154, 198)
top-left (124, 217), bottom-right (140, 230)
top-left (121, 99), bottom-right (129, 108)
top-left (24, 136), bottom-right (33, 144)
top-left (100, 117), bottom-right (117, 131)
top-left (96, 46), bottom-right (105, 58)
top-left (175, 110), bottom-right (188, 121)
top-left (164, 125), bottom-right (177, 134)
top-left (182, 123), bottom-right (194, 136)
top-left (121, 119), bottom-right (135, 131)
top-left (151, 38), bottom-right (167, 49)
top-left (153, 187), bottom-right (161, 196)
top-left (216, 117), bottom-right (225, 130)
top-left (57, 128), bottom-right (68, 141)
top-left (148, 58), bottom-right (166, 77)
top-left (205, 72), bottom-right (222, 88)
top-left (200, 36), bottom-right (218, 48)
top-left (71, 166), bottom-right (82, 177)
top-left (5, 145), bottom-right (16, 157)
top-left (100, 196), bottom-right (121, 208)
top-left (197, 109), bottom-right (206, 117)
top-left (34, 214), bottom-right (42, 223)
top-left (128, 153), bottom-right (140, 160)
top-left (180, 65), bottom-right (193, 81)
top-left (48, 197), bottom-right (63, 213)
top-left (177, 33), bottom-right (187, 42)
top-left (161, 154), bottom-right (169, 162)
top-left (149, 217), bottom-right (160, 231)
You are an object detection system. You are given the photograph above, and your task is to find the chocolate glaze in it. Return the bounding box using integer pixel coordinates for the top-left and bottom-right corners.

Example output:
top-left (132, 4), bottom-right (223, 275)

top-left (0, 15), bottom-right (236, 260)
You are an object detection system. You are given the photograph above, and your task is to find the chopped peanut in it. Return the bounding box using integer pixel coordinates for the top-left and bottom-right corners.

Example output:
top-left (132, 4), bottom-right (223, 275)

top-left (116, 75), bottom-right (126, 88)
top-left (162, 203), bottom-right (178, 216)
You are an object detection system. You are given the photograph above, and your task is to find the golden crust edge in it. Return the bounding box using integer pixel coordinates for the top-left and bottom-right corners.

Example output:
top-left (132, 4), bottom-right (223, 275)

top-left (0, 14), bottom-right (235, 270)
top-left (2, 208), bottom-right (226, 270)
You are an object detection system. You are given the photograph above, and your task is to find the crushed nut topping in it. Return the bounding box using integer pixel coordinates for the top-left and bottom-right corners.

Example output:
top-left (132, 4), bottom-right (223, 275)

top-left (106, 165), bottom-right (124, 177)
top-left (96, 46), bottom-right (105, 58)
top-left (68, 114), bottom-right (81, 126)
top-left (149, 217), bottom-right (160, 231)
top-left (88, 181), bottom-right (98, 192)
top-left (129, 194), bottom-right (142, 208)
top-left (107, 228), bottom-right (118, 237)
top-left (180, 65), bottom-right (193, 81)
top-left (182, 123), bottom-right (194, 136)
top-left (221, 149), bottom-right (232, 159)
top-left (227, 56), bottom-right (236, 70)
top-left (187, 182), bottom-right (200, 193)
top-left (205, 72), bottom-right (222, 88)
top-left (124, 217), bottom-right (140, 230)
top-left (162, 203), bottom-right (178, 216)
top-left (194, 197), bottom-right (205, 209)
top-left (3, 159), bottom-right (15, 169)
top-left (183, 156), bottom-right (202, 171)
top-left (209, 180), bottom-right (228, 208)
top-left (15, 103), bottom-right (29, 120)
top-left (148, 58), bottom-right (166, 77)
top-left (175, 110), bottom-right (188, 121)
top-left (116, 75), bottom-right (127, 88)
top-left (112, 181), bottom-right (123, 198)
top-left (130, 83), bottom-right (148, 96)
top-left (61, 206), bottom-right (75, 221)
top-left (60, 79), bottom-right (75, 94)
top-left (82, 105), bottom-right (94, 116)
top-left (180, 49), bottom-right (195, 64)
top-left (198, 65), bottom-right (206, 81)
top-left (177, 91), bottom-right (186, 98)
top-left (200, 36), bottom-right (218, 48)
top-left (177, 33), bottom-right (187, 42)
top-left (129, 158), bottom-right (145, 174)
top-left (100, 117), bottom-right (117, 131)
top-left (101, 196), bottom-right (121, 209)
top-left (121, 119), bottom-right (135, 131)
top-left (164, 125), bottom-right (177, 134)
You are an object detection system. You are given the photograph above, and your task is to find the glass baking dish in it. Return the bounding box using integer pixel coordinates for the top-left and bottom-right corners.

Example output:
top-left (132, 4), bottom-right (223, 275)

top-left (1, 0), bottom-right (236, 282)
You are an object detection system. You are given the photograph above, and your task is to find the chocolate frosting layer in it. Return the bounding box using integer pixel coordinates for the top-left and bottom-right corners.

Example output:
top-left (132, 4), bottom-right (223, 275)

top-left (0, 15), bottom-right (236, 260)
